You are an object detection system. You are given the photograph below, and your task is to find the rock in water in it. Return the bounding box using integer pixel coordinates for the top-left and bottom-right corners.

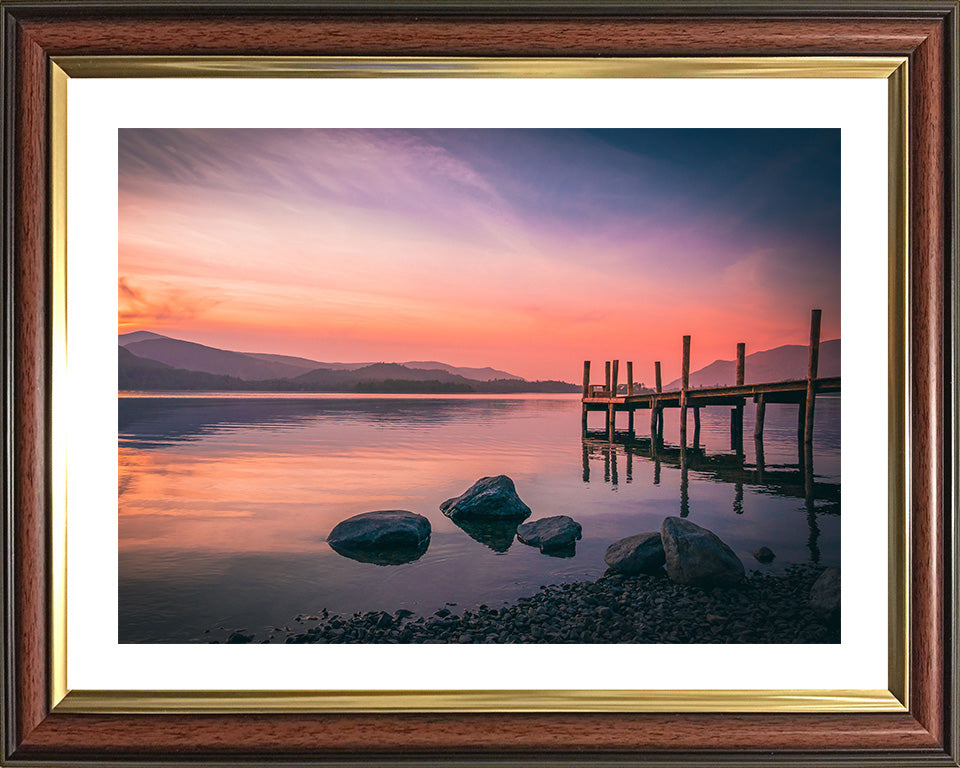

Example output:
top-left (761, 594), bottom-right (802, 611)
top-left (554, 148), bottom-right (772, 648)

top-left (327, 510), bottom-right (431, 565)
top-left (440, 475), bottom-right (532, 521)
top-left (809, 567), bottom-right (840, 622)
top-left (753, 546), bottom-right (776, 564)
top-left (517, 515), bottom-right (582, 554)
top-left (660, 517), bottom-right (745, 587)
top-left (604, 532), bottom-right (665, 575)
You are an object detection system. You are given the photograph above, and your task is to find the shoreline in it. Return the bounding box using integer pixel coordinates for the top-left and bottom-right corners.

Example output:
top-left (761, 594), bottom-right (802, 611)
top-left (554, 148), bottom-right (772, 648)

top-left (119, 390), bottom-right (584, 400)
top-left (209, 565), bottom-right (839, 645)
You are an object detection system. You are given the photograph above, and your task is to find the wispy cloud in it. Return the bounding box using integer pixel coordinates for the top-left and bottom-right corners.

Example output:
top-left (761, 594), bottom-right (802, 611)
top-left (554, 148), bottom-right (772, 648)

top-left (118, 276), bottom-right (220, 331)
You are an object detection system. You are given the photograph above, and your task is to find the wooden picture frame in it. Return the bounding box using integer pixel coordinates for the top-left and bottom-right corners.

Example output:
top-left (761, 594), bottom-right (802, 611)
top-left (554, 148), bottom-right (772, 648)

top-left (2, 1), bottom-right (957, 765)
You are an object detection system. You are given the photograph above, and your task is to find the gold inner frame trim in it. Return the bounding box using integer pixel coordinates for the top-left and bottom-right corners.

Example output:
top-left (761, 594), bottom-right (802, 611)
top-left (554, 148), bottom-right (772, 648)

top-left (49, 55), bottom-right (909, 714)
top-left (55, 688), bottom-right (903, 714)
top-left (50, 61), bottom-right (69, 711)
top-left (53, 55), bottom-right (905, 79)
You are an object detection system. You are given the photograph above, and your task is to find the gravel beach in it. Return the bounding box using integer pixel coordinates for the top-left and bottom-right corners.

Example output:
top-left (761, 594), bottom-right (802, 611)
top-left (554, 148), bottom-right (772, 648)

top-left (215, 564), bottom-right (839, 645)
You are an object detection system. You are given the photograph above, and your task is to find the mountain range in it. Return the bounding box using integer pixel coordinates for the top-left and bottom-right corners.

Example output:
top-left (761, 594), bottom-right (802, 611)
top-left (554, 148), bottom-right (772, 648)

top-left (118, 331), bottom-right (522, 382)
top-left (662, 339), bottom-right (841, 391)
top-left (118, 331), bottom-right (573, 393)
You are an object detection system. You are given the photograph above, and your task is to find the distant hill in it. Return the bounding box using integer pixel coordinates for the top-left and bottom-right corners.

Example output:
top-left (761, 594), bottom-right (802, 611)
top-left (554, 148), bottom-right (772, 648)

top-left (124, 337), bottom-right (311, 381)
top-left (121, 331), bottom-right (525, 382)
top-left (290, 362), bottom-right (469, 386)
top-left (401, 361), bottom-right (522, 382)
top-left (118, 346), bottom-right (246, 390)
top-left (119, 347), bottom-right (579, 393)
top-left (663, 339), bottom-right (841, 390)
top-left (243, 352), bottom-right (366, 371)
top-left (118, 330), bottom-right (168, 346)
top-left (245, 355), bottom-right (521, 381)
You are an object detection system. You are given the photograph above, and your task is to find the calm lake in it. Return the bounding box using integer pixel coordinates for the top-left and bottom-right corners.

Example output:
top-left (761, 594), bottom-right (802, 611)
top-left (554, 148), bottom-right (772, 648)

top-left (118, 393), bottom-right (840, 643)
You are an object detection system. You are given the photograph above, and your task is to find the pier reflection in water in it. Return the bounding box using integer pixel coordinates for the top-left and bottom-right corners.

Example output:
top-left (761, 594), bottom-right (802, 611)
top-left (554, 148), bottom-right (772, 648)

top-left (580, 427), bottom-right (837, 564)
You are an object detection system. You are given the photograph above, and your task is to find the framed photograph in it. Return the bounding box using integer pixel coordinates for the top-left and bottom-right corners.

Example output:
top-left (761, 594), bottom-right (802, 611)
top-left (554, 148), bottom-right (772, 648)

top-left (2, 1), bottom-right (957, 765)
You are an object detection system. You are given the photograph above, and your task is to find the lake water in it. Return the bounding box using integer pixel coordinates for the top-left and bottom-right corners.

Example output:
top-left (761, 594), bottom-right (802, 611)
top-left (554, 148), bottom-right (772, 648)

top-left (118, 393), bottom-right (840, 643)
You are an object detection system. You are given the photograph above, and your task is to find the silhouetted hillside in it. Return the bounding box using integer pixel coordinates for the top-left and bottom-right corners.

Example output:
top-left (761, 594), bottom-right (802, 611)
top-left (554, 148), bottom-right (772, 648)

top-left (121, 330), bottom-right (525, 382)
top-left (118, 346), bottom-right (247, 390)
top-left (664, 339), bottom-right (840, 390)
top-left (119, 350), bottom-right (578, 393)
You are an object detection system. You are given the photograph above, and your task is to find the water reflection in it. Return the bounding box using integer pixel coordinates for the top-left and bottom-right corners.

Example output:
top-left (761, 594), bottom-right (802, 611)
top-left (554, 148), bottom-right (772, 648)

top-left (120, 396), bottom-right (543, 449)
top-left (119, 394), bottom-right (840, 643)
top-left (449, 517), bottom-right (520, 553)
top-left (329, 537), bottom-right (430, 566)
top-left (580, 430), bottom-right (839, 564)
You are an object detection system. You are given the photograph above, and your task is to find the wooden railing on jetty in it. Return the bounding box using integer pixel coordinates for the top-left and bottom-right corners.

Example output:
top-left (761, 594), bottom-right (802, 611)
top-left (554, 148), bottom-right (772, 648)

top-left (581, 309), bottom-right (840, 457)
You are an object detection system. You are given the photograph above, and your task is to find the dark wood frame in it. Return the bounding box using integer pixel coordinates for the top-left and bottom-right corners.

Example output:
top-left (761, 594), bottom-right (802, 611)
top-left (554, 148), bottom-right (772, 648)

top-left (1, 2), bottom-right (957, 765)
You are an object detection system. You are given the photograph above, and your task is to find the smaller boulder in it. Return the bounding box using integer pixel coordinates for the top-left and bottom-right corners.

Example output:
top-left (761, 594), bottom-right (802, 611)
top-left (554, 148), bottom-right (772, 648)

top-left (517, 515), bottom-right (582, 554)
top-left (440, 475), bottom-right (532, 521)
top-left (810, 567), bottom-right (840, 623)
top-left (753, 546), bottom-right (776, 564)
top-left (661, 517), bottom-right (745, 588)
top-left (604, 532), bottom-right (665, 575)
top-left (327, 510), bottom-right (431, 565)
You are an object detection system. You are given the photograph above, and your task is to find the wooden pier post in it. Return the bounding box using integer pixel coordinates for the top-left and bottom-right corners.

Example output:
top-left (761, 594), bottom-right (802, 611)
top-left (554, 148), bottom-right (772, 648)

top-left (581, 360), bottom-right (590, 435)
top-left (797, 400), bottom-right (806, 466)
top-left (734, 342), bottom-right (745, 452)
top-left (626, 361), bottom-right (634, 435)
top-left (679, 462), bottom-right (690, 517)
top-left (651, 361), bottom-right (663, 442)
top-left (693, 406), bottom-right (701, 449)
top-left (804, 309), bottom-right (822, 446)
top-left (604, 361), bottom-right (612, 436)
top-left (754, 393), bottom-right (766, 473)
top-left (581, 442), bottom-right (590, 483)
top-left (680, 336), bottom-right (691, 448)
top-left (608, 360), bottom-right (619, 441)
top-left (754, 393), bottom-right (766, 439)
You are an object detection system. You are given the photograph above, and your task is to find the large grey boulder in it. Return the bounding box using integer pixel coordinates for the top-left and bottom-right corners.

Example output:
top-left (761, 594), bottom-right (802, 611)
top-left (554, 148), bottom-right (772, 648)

top-left (327, 510), bottom-right (431, 565)
top-left (810, 567), bottom-right (841, 623)
top-left (440, 475), bottom-right (532, 521)
top-left (660, 517), bottom-right (745, 587)
top-left (604, 532), bottom-right (665, 575)
top-left (517, 515), bottom-right (582, 554)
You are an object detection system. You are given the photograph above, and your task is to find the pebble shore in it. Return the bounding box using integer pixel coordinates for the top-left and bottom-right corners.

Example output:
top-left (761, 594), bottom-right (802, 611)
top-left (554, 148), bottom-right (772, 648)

top-left (216, 565), bottom-right (839, 645)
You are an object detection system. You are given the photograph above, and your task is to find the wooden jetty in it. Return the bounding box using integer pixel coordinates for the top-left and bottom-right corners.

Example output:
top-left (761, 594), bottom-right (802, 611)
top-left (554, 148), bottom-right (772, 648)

top-left (581, 309), bottom-right (840, 456)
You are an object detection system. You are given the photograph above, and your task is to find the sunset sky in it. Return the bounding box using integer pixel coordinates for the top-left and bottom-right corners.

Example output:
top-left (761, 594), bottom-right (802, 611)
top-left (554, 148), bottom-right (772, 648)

top-left (119, 128), bottom-right (840, 383)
